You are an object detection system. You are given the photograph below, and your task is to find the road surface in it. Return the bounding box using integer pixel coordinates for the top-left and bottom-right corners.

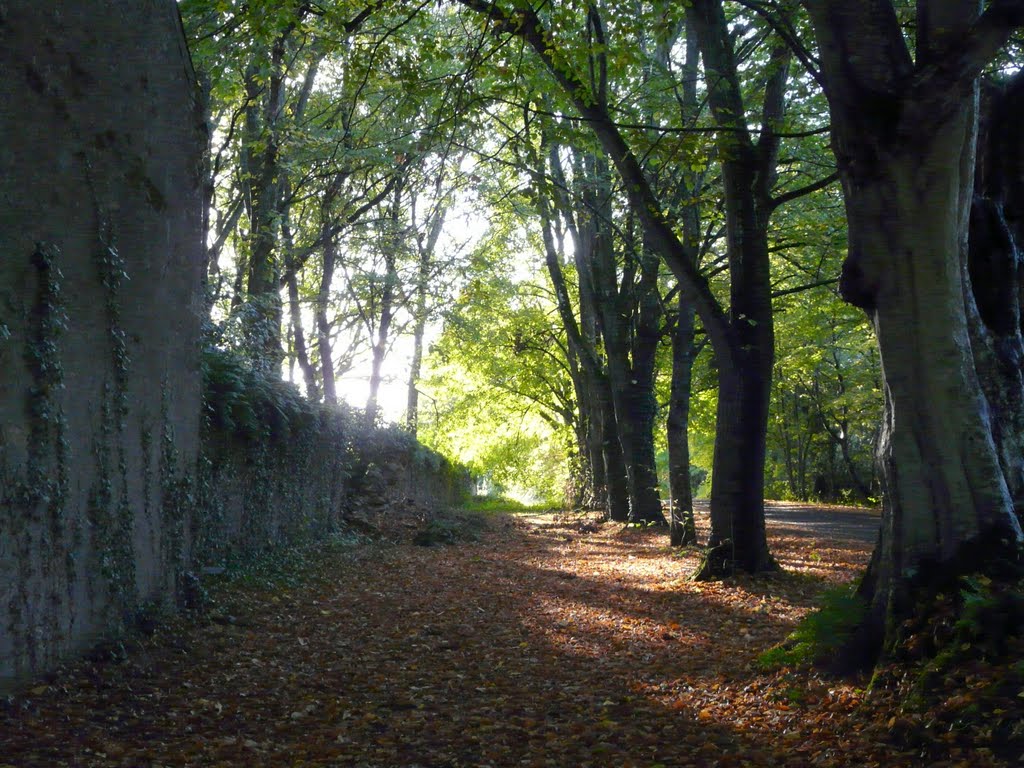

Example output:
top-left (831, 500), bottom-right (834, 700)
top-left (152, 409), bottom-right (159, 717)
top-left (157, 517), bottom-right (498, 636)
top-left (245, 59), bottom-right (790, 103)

top-left (693, 499), bottom-right (881, 546)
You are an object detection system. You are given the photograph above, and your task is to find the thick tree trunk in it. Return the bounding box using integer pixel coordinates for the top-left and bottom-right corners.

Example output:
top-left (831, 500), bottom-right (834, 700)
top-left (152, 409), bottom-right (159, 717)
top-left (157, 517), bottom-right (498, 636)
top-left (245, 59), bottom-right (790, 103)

top-left (598, 386), bottom-right (631, 523)
top-left (697, 348), bottom-right (776, 575)
top-left (822, 89), bottom-right (1023, 661)
top-left (852, 124), bottom-right (1022, 656)
top-left (803, 0), bottom-right (1024, 663)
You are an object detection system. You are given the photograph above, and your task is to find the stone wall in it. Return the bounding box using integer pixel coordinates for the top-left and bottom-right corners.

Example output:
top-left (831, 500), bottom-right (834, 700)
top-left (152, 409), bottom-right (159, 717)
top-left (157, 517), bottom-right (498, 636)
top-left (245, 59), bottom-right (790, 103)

top-left (0, 1), bottom-right (469, 695)
top-left (0, 2), bottom-right (207, 690)
top-left (194, 356), bottom-right (470, 570)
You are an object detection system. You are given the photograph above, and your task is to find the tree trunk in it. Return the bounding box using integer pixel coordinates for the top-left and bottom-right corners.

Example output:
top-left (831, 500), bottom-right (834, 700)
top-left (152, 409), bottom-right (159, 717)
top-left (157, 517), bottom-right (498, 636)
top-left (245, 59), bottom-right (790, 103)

top-left (849, 120), bottom-right (1022, 658)
top-left (698, 347), bottom-right (776, 575)
top-left (365, 252), bottom-right (397, 426)
top-left (540, 144), bottom-right (626, 516)
top-left (598, 383), bottom-right (631, 522)
top-left (407, 195), bottom-right (447, 435)
top-left (317, 233), bottom-right (339, 406)
top-left (406, 284), bottom-right (427, 435)
top-left (688, 0), bottom-right (783, 577)
top-left (285, 269), bottom-right (319, 400)
top-left (588, 166), bottom-right (665, 526)
top-left (806, 0), bottom-right (1024, 661)
top-left (241, 45), bottom-right (287, 370)
top-left (626, 251), bottom-right (668, 526)
top-left (668, 295), bottom-right (698, 546)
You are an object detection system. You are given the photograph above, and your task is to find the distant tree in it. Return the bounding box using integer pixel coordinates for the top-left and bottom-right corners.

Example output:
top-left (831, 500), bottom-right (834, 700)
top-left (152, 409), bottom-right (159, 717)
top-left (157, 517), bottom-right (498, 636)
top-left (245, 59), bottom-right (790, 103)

top-left (459, 0), bottom-right (835, 572)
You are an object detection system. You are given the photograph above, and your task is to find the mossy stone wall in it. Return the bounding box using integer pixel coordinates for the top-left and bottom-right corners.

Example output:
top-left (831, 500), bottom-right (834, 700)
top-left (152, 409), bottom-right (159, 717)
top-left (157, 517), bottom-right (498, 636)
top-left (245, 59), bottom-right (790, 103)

top-left (0, 1), bottom-right (206, 691)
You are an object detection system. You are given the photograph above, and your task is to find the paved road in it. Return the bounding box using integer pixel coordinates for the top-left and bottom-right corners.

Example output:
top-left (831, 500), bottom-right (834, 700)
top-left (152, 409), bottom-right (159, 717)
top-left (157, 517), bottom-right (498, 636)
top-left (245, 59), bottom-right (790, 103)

top-left (693, 499), bottom-right (881, 545)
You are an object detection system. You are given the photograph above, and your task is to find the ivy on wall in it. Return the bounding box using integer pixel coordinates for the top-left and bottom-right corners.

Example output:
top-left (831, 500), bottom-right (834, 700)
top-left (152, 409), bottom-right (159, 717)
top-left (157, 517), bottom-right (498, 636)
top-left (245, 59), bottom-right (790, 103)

top-left (3, 306), bottom-right (470, 686)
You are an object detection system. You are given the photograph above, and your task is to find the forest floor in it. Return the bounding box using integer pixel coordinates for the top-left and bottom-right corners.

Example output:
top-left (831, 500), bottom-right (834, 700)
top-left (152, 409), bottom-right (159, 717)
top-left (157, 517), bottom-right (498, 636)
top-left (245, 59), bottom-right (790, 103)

top-left (1, 506), bottom-right (1020, 767)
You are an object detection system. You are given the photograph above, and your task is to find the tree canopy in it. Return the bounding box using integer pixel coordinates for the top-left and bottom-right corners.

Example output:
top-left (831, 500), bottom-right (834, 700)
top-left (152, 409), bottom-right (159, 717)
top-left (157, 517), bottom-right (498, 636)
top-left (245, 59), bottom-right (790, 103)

top-left (178, 0), bottom-right (1024, 666)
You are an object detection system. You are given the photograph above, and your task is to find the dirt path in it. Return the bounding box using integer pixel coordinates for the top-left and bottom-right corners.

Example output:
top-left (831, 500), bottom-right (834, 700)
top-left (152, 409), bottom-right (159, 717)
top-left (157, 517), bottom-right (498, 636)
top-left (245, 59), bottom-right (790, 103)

top-left (0, 510), bottom-right (1004, 767)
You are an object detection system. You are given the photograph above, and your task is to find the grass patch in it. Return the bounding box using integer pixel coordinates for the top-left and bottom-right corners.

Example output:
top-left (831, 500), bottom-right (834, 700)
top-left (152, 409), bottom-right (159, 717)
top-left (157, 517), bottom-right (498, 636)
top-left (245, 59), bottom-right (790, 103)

top-left (460, 496), bottom-right (555, 514)
top-left (759, 585), bottom-right (866, 670)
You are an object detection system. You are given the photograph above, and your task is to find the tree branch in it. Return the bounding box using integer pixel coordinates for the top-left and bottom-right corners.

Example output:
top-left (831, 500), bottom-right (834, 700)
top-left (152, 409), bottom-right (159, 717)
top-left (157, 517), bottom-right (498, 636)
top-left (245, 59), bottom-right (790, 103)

top-left (769, 170), bottom-right (839, 211)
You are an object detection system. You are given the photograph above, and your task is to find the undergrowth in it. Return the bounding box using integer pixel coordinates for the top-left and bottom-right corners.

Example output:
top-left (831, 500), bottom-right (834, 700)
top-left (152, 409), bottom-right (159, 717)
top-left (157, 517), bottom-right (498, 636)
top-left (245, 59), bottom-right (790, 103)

top-left (758, 585), bottom-right (867, 670)
top-left (412, 511), bottom-right (491, 546)
top-left (212, 527), bottom-right (370, 591)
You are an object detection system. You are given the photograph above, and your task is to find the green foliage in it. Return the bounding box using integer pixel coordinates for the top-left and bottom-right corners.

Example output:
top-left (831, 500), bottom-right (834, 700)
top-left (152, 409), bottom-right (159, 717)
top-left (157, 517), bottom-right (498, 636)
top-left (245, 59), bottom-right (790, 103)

top-left (956, 576), bottom-right (1024, 657)
top-left (907, 573), bottom-right (1024, 684)
top-left (202, 345), bottom-right (313, 441)
top-left (419, 227), bottom-right (574, 506)
top-left (216, 531), bottom-right (365, 591)
top-left (460, 495), bottom-right (550, 513)
top-left (759, 586), bottom-right (867, 670)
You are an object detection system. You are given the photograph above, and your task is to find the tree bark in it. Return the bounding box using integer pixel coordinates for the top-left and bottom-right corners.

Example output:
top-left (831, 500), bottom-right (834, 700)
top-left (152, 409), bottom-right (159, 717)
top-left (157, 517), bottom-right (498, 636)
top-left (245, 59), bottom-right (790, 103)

top-left (688, 1), bottom-right (785, 577)
top-left (668, 295), bottom-right (698, 546)
top-left (285, 269), bottom-right (319, 400)
top-left (405, 201), bottom-right (445, 435)
top-left (365, 250), bottom-right (397, 426)
top-left (805, 0), bottom-right (1024, 663)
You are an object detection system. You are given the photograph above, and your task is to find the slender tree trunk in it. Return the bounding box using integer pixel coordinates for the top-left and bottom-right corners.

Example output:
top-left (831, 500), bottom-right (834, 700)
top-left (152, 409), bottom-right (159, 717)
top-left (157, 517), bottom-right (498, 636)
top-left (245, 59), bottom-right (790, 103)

top-left (668, 295), bottom-right (698, 546)
top-left (365, 251), bottom-right (396, 426)
top-left (539, 148), bottom-right (619, 514)
top-left (317, 234), bottom-right (338, 405)
top-left (627, 251), bottom-right (668, 526)
top-left (286, 270), bottom-right (319, 400)
top-left (406, 197), bottom-right (446, 434)
top-left (242, 44), bottom-right (287, 370)
top-left (666, 23), bottom-right (702, 547)
top-left (589, 168), bottom-right (665, 526)
top-left (406, 282), bottom-right (427, 434)
top-left (584, 386), bottom-right (607, 509)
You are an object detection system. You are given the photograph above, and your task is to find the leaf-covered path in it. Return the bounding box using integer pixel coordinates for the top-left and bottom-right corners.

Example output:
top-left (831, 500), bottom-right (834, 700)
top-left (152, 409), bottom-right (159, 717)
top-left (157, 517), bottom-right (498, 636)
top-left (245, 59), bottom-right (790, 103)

top-left (0, 510), bottom-right (1007, 767)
